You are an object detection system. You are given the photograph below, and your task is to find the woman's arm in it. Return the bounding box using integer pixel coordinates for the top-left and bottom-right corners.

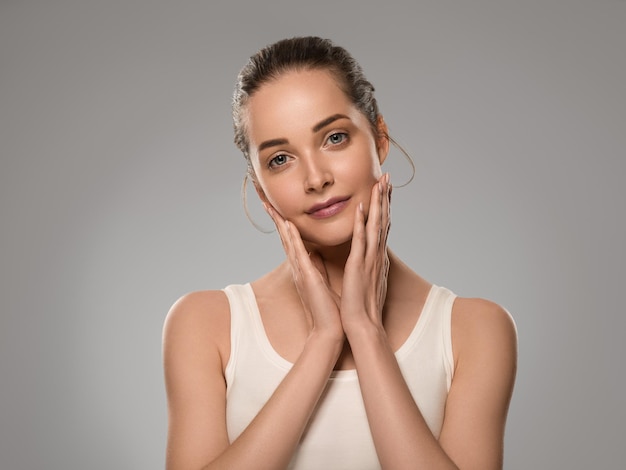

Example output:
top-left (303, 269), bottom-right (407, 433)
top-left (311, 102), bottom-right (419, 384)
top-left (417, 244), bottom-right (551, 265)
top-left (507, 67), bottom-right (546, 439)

top-left (347, 298), bottom-right (517, 470)
top-left (438, 298), bottom-right (517, 469)
top-left (163, 289), bottom-right (343, 470)
top-left (342, 175), bottom-right (517, 469)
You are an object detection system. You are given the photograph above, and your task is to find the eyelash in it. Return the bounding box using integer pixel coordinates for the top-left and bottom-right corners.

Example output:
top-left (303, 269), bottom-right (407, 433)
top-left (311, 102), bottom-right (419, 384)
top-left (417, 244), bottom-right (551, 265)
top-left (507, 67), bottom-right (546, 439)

top-left (268, 154), bottom-right (290, 169)
top-left (266, 132), bottom-right (349, 169)
top-left (326, 132), bottom-right (348, 146)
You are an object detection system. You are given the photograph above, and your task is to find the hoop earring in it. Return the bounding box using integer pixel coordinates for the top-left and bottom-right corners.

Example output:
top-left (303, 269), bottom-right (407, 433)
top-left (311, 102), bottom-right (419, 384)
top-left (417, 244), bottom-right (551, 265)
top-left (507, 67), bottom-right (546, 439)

top-left (242, 174), bottom-right (275, 234)
top-left (385, 135), bottom-right (416, 188)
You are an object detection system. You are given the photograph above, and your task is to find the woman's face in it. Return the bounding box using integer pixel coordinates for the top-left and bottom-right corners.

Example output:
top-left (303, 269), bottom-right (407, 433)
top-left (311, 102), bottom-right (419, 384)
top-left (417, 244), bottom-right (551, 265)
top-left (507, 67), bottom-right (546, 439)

top-left (247, 68), bottom-right (388, 247)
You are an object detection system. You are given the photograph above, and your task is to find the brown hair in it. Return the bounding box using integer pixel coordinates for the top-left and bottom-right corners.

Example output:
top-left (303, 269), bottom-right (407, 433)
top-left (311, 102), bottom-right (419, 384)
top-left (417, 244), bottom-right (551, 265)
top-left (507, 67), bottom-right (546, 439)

top-left (232, 36), bottom-right (381, 178)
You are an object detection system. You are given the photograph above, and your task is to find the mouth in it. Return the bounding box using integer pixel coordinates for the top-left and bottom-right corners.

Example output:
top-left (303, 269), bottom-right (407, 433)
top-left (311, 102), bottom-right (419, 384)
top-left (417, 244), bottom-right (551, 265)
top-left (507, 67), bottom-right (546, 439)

top-left (305, 196), bottom-right (351, 219)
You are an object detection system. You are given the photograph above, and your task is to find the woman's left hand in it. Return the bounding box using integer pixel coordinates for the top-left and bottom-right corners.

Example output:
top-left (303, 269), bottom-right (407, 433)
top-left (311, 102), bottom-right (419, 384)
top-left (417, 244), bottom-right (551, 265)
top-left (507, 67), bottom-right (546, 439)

top-left (340, 173), bottom-right (392, 335)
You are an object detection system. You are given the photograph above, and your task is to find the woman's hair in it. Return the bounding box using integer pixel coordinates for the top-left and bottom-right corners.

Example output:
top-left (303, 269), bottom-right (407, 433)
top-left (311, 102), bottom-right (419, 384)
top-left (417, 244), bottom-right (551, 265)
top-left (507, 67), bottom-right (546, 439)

top-left (233, 36), bottom-right (380, 178)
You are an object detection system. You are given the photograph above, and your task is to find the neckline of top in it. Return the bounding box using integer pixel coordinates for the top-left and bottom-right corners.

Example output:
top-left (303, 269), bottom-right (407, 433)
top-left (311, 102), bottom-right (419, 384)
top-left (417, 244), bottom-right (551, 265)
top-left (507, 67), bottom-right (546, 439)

top-left (242, 282), bottom-right (439, 380)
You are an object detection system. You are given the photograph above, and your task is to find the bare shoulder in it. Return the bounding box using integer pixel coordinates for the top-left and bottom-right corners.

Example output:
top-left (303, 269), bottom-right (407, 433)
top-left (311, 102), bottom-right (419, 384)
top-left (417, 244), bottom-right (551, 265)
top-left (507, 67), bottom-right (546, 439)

top-left (164, 289), bottom-right (230, 328)
top-left (452, 297), bottom-right (517, 340)
top-left (163, 291), bottom-right (233, 467)
top-left (439, 296), bottom-right (517, 466)
top-left (450, 296), bottom-right (518, 369)
top-left (163, 290), bottom-right (231, 371)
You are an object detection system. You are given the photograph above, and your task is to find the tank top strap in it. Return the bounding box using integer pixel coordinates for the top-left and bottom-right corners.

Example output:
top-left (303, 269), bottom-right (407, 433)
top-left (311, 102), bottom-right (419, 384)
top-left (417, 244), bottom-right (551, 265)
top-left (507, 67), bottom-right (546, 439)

top-left (395, 284), bottom-right (457, 391)
top-left (222, 283), bottom-right (257, 384)
top-left (223, 283), bottom-right (294, 385)
top-left (437, 286), bottom-right (457, 390)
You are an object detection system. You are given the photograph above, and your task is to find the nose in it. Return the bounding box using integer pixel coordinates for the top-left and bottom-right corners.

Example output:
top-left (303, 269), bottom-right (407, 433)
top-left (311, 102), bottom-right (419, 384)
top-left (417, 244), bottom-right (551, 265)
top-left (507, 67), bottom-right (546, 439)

top-left (303, 156), bottom-right (333, 193)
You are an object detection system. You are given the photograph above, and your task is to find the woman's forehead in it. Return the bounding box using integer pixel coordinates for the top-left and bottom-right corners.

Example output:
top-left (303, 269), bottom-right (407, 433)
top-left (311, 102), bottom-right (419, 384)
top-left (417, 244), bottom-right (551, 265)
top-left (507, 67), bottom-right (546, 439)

top-left (246, 69), bottom-right (359, 142)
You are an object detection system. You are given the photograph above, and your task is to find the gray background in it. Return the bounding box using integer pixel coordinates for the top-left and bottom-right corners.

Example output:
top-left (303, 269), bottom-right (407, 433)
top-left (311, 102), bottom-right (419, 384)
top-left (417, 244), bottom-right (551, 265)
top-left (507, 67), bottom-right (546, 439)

top-left (1, 1), bottom-right (624, 468)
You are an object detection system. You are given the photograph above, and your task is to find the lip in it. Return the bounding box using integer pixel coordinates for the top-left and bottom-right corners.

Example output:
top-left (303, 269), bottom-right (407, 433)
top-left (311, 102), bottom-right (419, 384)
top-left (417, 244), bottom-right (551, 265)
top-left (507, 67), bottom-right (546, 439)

top-left (306, 196), bottom-right (351, 219)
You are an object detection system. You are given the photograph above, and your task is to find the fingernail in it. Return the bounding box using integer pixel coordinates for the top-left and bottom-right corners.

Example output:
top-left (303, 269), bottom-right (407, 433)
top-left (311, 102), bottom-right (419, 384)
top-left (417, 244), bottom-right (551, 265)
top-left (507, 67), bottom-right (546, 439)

top-left (359, 202), bottom-right (364, 213)
top-left (385, 173), bottom-right (390, 184)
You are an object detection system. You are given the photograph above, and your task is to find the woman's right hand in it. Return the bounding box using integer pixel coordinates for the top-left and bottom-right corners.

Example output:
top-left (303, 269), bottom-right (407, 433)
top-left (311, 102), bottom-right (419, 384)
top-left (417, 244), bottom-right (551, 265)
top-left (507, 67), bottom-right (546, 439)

top-left (265, 204), bottom-right (344, 342)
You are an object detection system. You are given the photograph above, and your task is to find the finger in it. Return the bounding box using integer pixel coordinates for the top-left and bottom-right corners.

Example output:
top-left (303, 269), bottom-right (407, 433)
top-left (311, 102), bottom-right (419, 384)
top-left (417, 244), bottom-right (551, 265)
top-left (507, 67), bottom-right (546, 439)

top-left (365, 176), bottom-right (384, 261)
top-left (309, 251), bottom-right (328, 282)
top-left (287, 221), bottom-right (321, 280)
top-left (346, 202), bottom-right (366, 269)
top-left (264, 202), bottom-right (285, 234)
top-left (265, 204), bottom-right (295, 261)
top-left (380, 175), bottom-right (392, 249)
top-left (309, 251), bottom-right (341, 300)
top-left (286, 221), bottom-right (309, 276)
top-left (265, 206), bottom-right (305, 286)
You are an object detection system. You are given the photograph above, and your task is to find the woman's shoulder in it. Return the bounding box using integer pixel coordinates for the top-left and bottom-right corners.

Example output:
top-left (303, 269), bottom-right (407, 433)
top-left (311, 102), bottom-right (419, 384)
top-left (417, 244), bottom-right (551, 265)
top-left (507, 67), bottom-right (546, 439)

top-left (451, 296), bottom-right (516, 337)
top-left (165, 289), bottom-right (230, 327)
top-left (449, 295), bottom-right (518, 368)
top-left (163, 289), bottom-right (232, 367)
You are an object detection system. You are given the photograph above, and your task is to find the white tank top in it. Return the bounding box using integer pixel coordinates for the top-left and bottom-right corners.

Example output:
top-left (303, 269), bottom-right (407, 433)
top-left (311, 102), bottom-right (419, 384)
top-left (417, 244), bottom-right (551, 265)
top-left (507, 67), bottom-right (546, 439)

top-left (223, 283), bottom-right (456, 469)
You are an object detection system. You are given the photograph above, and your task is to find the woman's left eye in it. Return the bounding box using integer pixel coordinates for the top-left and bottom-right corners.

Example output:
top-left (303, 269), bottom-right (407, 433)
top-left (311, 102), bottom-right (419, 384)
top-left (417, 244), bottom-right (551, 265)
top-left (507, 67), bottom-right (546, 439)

top-left (327, 132), bottom-right (348, 145)
top-left (268, 154), bottom-right (289, 168)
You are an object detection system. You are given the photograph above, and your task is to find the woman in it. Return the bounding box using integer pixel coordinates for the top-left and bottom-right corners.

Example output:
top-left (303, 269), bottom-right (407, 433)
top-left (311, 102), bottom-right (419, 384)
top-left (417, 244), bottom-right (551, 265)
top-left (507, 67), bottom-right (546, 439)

top-left (163, 36), bottom-right (517, 469)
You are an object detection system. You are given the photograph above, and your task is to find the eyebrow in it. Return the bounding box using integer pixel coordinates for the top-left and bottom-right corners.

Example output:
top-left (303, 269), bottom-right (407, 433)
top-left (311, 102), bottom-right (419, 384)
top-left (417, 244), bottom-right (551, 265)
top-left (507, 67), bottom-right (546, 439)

top-left (258, 138), bottom-right (289, 153)
top-left (311, 113), bottom-right (350, 133)
top-left (256, 114), bottom-right (350, 153)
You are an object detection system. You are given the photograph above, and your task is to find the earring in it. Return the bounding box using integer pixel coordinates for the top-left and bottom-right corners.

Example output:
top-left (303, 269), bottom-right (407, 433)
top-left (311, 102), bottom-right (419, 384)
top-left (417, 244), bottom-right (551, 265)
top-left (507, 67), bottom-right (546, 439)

top-left (385, 135), bottom-right (416, 188)
top-left (242, 174), bottom-right (275, 234)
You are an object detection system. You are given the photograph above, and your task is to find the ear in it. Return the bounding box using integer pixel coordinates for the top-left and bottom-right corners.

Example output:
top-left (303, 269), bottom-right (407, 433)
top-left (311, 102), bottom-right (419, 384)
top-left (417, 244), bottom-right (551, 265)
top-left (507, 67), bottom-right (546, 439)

top-left (375, 115), bottom-right (390, 165)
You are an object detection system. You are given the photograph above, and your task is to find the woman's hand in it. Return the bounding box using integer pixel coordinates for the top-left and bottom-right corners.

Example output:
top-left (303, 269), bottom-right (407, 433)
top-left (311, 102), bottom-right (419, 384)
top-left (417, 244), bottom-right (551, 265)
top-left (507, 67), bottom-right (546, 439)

top-left (263, 172), bottom-right (391, 340)
top-left (265, 204), bottom-right (344, 341)
top-left (340, 173), bottom-right (392, 335)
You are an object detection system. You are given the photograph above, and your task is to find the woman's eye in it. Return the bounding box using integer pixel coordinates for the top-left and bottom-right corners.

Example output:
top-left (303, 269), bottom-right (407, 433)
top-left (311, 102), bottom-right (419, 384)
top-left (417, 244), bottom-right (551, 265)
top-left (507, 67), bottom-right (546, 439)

top-left (269, 154), bottom-right (289, 168)
top-left (327, 132), bottom-right (347, 145)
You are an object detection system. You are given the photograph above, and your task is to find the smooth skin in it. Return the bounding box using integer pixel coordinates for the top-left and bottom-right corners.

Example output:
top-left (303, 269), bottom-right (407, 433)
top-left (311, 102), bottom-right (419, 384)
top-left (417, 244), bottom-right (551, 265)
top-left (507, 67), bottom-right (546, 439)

top-left (163, 69), bottom-right (517, 469)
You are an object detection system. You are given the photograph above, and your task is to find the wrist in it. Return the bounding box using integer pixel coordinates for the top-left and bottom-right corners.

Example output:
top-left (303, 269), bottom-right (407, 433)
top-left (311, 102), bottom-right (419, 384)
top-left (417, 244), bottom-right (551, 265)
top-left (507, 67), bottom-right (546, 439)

top-left (344, 318), bottom-right (387, 348)
top-left (305, 329), bottom-right (344, 360)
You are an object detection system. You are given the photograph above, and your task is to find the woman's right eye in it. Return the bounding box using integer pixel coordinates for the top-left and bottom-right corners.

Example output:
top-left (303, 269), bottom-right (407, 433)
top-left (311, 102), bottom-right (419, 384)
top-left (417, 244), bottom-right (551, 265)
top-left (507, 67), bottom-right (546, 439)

top-left (269, 154), bottom-right (289, 168)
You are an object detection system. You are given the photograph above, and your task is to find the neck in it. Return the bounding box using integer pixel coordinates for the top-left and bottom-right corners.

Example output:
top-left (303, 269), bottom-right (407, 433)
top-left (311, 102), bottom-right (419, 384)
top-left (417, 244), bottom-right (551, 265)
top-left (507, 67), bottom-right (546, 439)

top-left (313, 242), bottom-right (352, 295)
top-left (303, 239), bottom-right (394, 296)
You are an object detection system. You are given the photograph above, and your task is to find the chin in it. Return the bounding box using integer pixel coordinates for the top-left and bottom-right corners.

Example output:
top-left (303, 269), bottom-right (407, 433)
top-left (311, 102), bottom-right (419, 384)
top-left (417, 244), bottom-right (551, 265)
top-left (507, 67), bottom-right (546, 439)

top-left (299, 224), bottom-right (353, 249)
top-left (310, 235), bottom-right (352, 249)
top-left (289, 205), bottom-right (360, 247)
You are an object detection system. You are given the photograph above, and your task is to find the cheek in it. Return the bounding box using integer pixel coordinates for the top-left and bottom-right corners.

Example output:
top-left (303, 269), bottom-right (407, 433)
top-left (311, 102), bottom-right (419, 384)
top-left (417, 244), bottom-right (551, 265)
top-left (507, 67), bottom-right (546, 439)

top-left (354, 140), bottom-right (384, 179)
top-left (335, 144), bottom-right (379, 178)
top-left (263, 182), bottom-right (300, 216)
top-left (350, 162), bottom-right (382, 216)
top-left (345, 156), bottom-right (381, 190)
